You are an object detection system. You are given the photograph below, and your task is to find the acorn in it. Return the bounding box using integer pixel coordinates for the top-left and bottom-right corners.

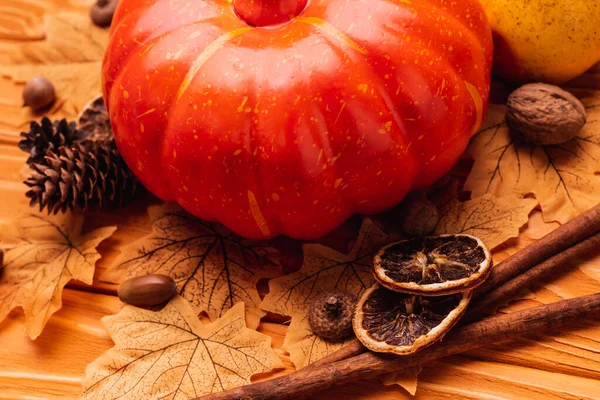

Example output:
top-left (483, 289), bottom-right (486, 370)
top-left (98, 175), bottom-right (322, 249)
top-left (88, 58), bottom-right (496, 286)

top-left (398, 193), bottom-right (439, 237)
top-left (308, 290), bottom-right (356, 341)
top-left (22, 76), bottom-right (56, 111)
top-left (91, 0), bottom-right (119, 27)
top-left (118, 274), bottom-right (178, 308)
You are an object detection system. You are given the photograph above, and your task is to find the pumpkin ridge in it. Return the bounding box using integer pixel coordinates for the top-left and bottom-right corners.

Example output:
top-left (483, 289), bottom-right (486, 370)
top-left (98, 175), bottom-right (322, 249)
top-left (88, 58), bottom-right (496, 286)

top-left (295, 17), bottom-right (368, 55)
top-left (176, 27), bottom-right (252, 102)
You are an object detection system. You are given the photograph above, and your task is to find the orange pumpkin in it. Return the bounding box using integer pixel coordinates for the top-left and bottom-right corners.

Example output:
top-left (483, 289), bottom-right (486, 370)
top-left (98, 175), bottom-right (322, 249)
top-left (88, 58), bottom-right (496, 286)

top-left (103, 0), bottom-right (493, 239)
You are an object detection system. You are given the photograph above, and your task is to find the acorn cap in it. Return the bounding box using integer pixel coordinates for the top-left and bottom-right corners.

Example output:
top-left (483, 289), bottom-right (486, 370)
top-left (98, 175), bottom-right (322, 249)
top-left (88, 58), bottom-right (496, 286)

top-left (308, 290), bottom-right (356, 341)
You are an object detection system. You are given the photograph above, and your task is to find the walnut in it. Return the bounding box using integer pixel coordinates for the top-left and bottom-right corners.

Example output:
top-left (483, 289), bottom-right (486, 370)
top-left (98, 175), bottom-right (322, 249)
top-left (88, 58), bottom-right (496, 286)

top-left (506, 83), bottom-right (586, 146)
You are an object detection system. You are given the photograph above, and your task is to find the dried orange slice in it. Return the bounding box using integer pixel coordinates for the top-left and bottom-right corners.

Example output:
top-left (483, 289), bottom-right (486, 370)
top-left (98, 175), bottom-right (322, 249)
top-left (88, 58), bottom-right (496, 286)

top-left (353, 284), bottom-right (471, 355)
top-left (373, 234), bottom-right (491, 296)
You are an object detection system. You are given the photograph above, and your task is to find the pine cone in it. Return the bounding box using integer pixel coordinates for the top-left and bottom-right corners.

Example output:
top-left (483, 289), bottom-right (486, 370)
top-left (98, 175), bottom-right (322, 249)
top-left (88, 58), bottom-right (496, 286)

top-left (24, 141), bottom-right (137, 214)
top-left (18, 117), bottom-right (80, 164)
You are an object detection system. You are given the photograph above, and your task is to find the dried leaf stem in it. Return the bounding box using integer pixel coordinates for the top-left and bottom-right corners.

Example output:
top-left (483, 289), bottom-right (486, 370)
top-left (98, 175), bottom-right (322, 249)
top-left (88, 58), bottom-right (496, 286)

top-left (200, 293), bottom-right (600, 400)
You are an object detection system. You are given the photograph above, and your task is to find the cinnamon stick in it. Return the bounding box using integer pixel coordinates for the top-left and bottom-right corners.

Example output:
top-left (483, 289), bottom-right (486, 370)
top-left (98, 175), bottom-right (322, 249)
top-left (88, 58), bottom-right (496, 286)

top-left (474, 202), bottom-right (600, 297)
top-left (200, 293), bottom-right (600, 400)
top-left (294, 205), bottom-right (600, 374)
top-left (468, 232), bottom-right (600, 319)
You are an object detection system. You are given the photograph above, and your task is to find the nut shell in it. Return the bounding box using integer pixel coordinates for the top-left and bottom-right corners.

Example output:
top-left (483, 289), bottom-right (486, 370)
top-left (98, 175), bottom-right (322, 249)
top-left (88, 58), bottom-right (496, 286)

top-left (91, 0), bottom-right (118, 27)
top-left (308, 290), bottom-right (356, 341)
top-left (22, 76), bottom-right (56, 111)
top-left (399, 194), bottom-right (439, 237)
top-left (506, 83), bottom-right (586, 146)
top-left (118, 274), bottom-right (177, 307)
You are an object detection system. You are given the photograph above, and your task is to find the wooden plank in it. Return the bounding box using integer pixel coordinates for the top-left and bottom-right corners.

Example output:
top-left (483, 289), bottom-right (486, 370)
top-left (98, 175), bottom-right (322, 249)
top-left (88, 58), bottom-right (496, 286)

top-left (3, 289), bottom-right (600, 399)
top-left (1, 0), bottom-right (600, 398)
top-left (0, 289), bottom-right (119, 399)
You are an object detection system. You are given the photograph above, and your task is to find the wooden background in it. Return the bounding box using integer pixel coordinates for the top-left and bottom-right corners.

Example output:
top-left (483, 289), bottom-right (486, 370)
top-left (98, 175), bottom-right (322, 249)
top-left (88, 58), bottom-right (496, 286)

top-left (1, 1), bottom-right (600, 399)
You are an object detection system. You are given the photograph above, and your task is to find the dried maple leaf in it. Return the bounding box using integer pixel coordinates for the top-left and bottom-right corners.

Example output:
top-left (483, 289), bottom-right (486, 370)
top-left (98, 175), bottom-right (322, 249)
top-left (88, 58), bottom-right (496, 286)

top-left (102, 204), bottom-right (281, 329)
top-left (465, 94), bottom-right (600, 224)
top-left (0, 12), bottom-right (108, 64)
top-left (0, 62), bottom-right (103, 132)
top-left (0, 212), bottom-right (116, 339)
top-left (380, 366), bottom-right (423, 396)
top-left (260, 219), bottom-right (397, 365)
top-left (81, 297), bottom-right (283, 399)
top-left (260, 219), bottom-right (420, 394)
top-left (434, 194), bottom-right (537, 250)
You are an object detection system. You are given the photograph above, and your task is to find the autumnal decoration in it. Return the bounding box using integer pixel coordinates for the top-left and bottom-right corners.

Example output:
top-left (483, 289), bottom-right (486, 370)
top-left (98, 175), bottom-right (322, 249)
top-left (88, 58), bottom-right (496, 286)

top-left (479, 0), bottom-right (600, 83)
top-left (77, 94), bottom-right (112, 142)
top-left (435, 194), bottom-right (538, 249)
top-left (208, 203), bottom-right (600, 399)
top-left (308, 290), bottom-right (356, 341)
top-left (24, 141), bottom-right (138, 214)
top-left (353, 284), bottom-right (471, 355)
top-left (471, 232), bottom-right (600, 319)
top-left (0, 212), bottom-right (115, 339)
top-left (260, 219), bottom-right (397, 367)
top-left (0, 62), bottom-right (104, 129)
top-left (5, 2), bottom-right (600, 400)
top-left (22, 76), bottom-right (56, 111)
top-left (90, 0), bottom-right (119, 27)
top-left (18, 117), bottom-right (80, 165)
top-left (19, 95), bottom-right (136, 214)
top-left (103, 0), bottom-right (493, 240)
top-left (506, 84), bottom-right (586, 145)
top-left (81, 297), bottom-right (283, 399)
top-left (118, 274), bottom-right (177, 308)
top-left (373, 235), bottom-right (492, 296)
top-left (465, 93), bottom-right (600, 224)
top-left (102, 204), bottom-right (281, 329)
top-left (474, 202), bottom-right (600, 299)
top-left (209, 293), bottom-right (600, 400)
top-left (260, 219), bottom-right (424, 393)
top-left (398, 193), bottom-right (440, 237)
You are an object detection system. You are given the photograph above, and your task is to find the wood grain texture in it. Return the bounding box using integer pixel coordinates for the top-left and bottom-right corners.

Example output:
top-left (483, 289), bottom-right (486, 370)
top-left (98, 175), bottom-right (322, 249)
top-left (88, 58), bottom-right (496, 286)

top-left (0, 1), bottom-right (599, 398)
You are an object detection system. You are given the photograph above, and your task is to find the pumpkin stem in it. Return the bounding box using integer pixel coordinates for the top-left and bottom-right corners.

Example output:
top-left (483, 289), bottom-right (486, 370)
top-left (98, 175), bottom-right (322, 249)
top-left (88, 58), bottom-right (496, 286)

top-left (232, 0), bottom-right (308, 27)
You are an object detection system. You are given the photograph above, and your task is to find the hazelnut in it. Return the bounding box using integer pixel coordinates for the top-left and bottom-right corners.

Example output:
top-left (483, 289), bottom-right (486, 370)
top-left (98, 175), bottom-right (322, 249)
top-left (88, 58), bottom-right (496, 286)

top-left (308, 290), bottom-right (356, 341)
top-left (118, 274), bottom-right (177, 307)
top-left (22, 76), bottom-right (56, 111)
top-left (399, 193), bottom-right (439, 237)
top-left (506, 83), bottom-right (586, 146)
top-left (91, 0), bottom-right (119, 27)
